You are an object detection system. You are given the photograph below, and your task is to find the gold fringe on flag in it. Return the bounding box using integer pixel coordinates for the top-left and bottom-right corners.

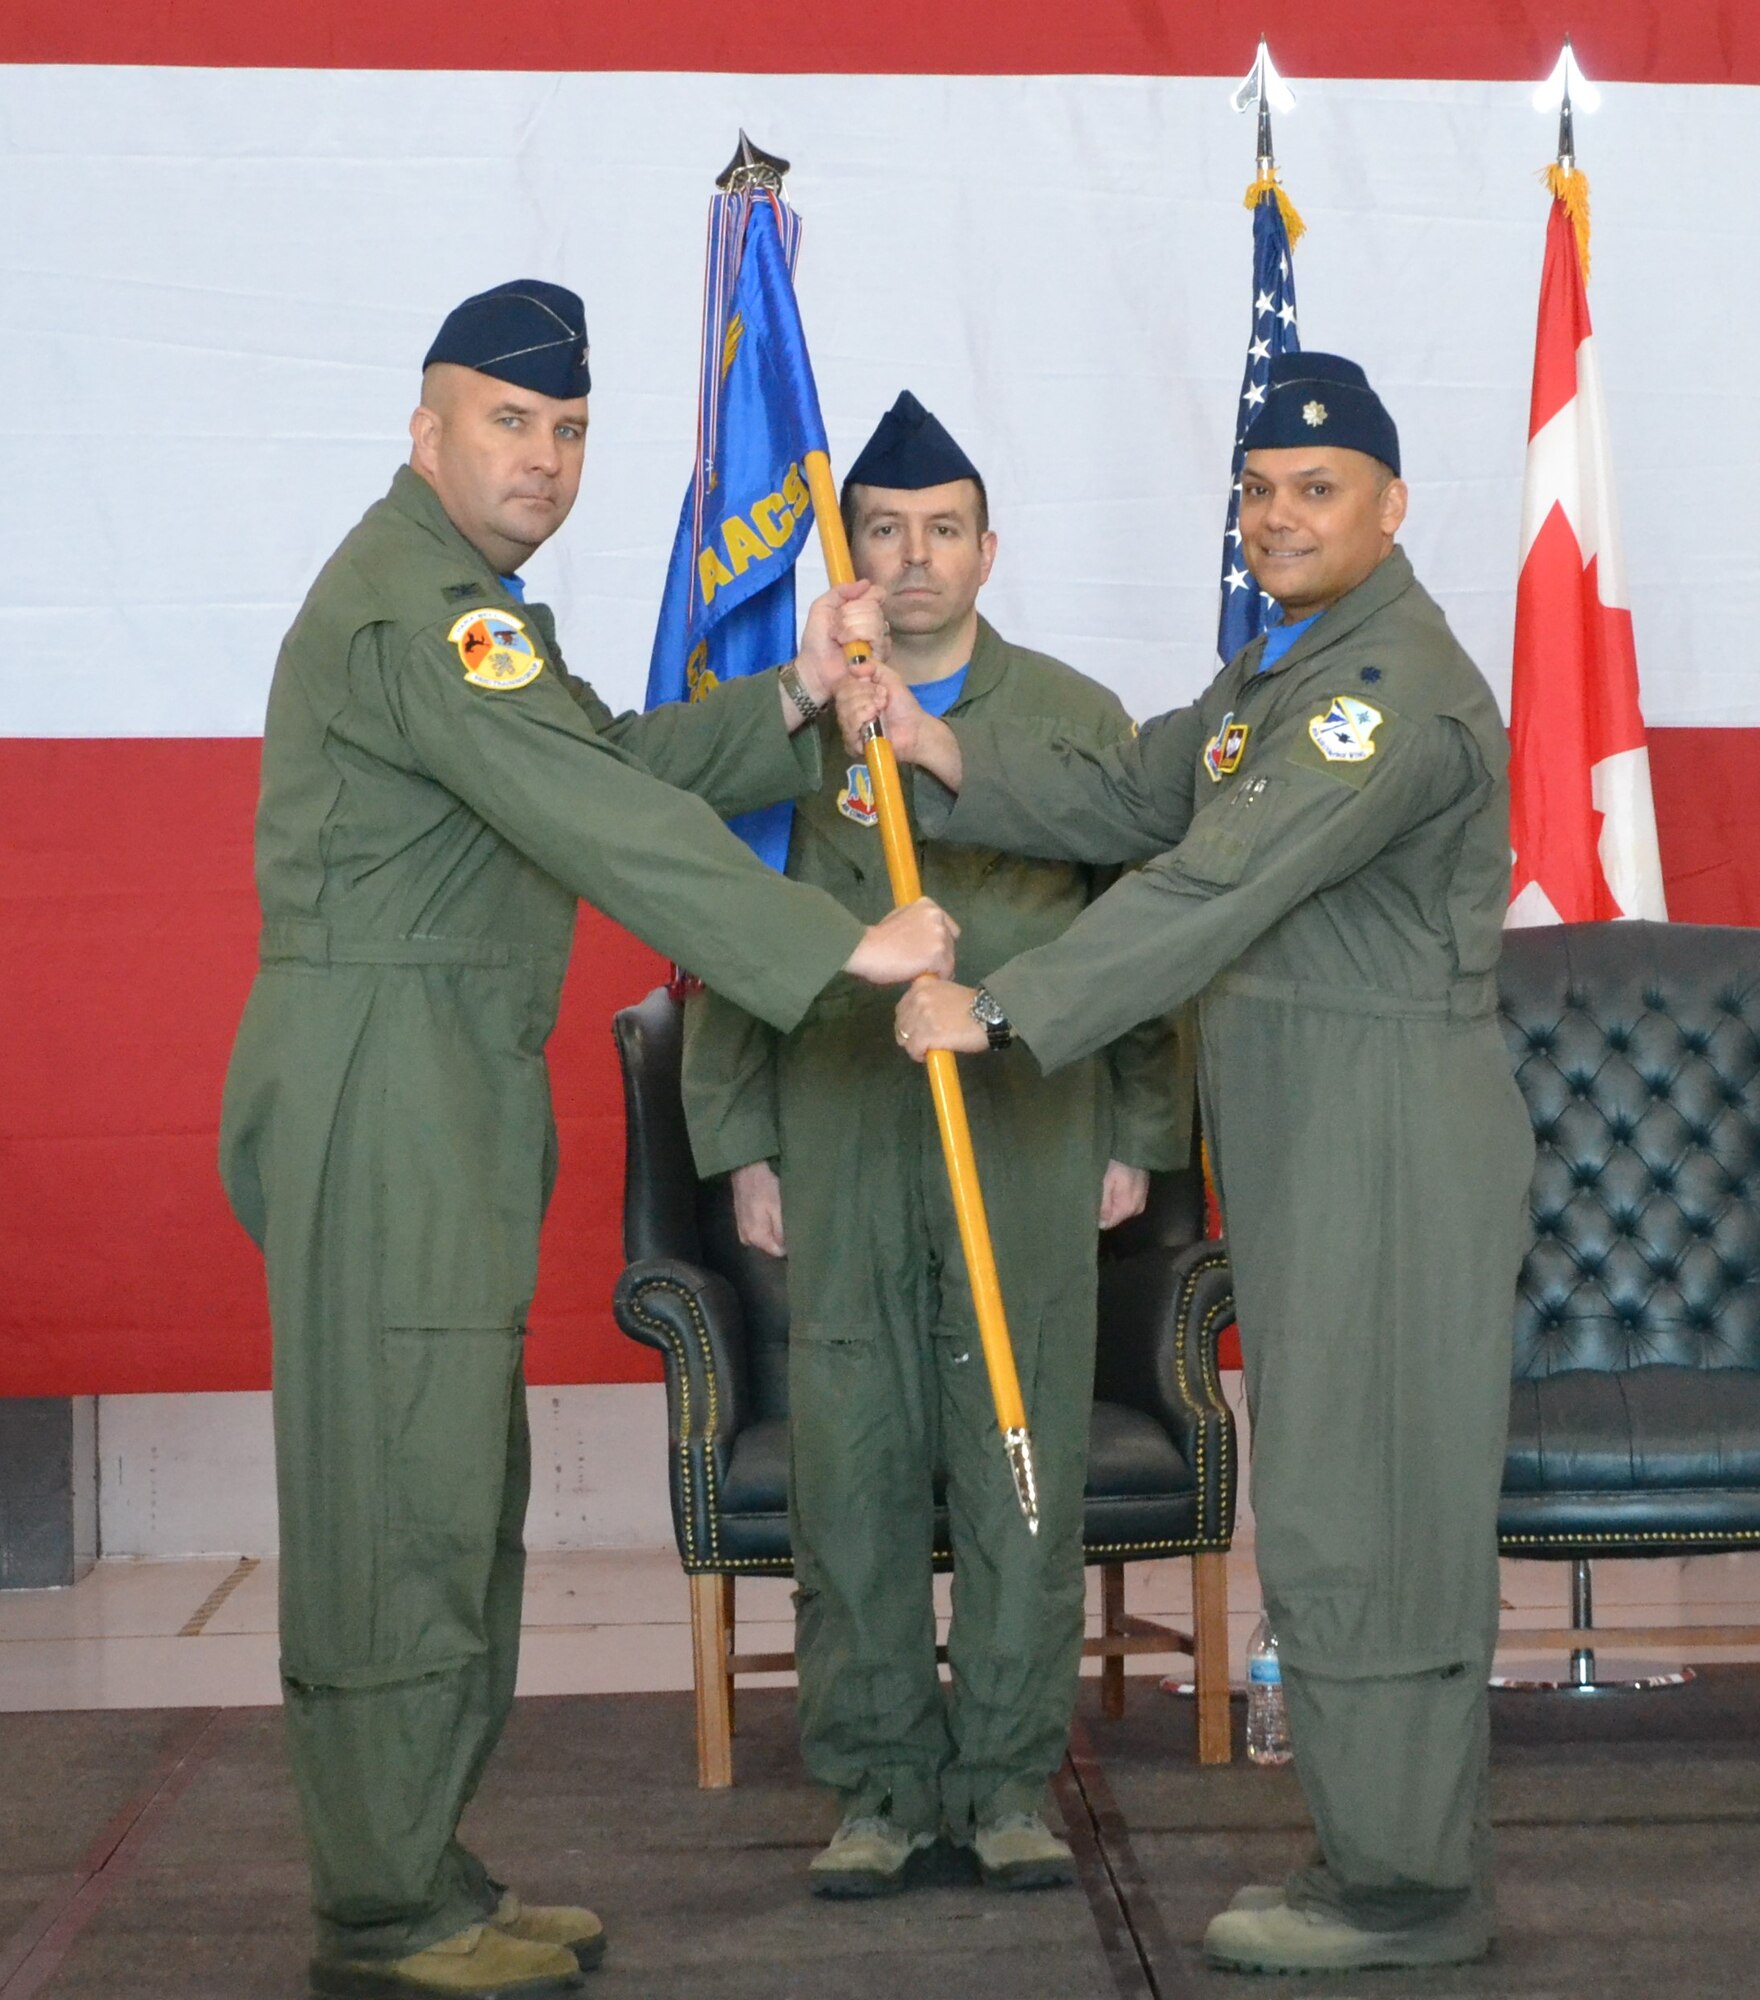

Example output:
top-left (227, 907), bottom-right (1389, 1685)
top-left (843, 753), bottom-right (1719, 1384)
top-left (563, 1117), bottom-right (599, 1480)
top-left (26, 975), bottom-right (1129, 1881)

top-left (1545, 160), bottom-right (1591, 278)
top-left (1242, 168), bottom-right (1306, 249)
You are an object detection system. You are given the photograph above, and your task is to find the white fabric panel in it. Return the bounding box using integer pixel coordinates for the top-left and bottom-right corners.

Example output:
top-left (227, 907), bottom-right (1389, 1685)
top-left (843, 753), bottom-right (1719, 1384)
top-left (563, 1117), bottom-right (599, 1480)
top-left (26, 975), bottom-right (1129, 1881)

top-left (1, 66), bottom-right (1753, 735)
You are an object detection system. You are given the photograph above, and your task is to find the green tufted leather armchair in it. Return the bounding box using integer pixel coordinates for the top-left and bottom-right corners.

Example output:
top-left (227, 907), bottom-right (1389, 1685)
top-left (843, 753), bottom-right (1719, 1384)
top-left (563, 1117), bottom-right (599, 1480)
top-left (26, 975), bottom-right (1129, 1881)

top-left (1497, 920), bottom-right (1760, 1675)
top-left (610, 984), bottom-right (1238, 1784)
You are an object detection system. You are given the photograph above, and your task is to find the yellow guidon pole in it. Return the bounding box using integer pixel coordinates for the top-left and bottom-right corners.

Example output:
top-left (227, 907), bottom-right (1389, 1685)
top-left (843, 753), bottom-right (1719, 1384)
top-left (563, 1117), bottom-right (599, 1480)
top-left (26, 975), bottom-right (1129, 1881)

top-left (802, 449), bottom-right (1040, 1533)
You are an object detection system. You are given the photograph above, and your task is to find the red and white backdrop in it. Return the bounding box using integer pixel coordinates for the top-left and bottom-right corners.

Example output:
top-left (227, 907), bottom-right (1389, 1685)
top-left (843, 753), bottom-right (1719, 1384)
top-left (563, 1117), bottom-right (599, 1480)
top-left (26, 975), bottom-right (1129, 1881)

top-left (5, 3), bottom-right (1759, 1400)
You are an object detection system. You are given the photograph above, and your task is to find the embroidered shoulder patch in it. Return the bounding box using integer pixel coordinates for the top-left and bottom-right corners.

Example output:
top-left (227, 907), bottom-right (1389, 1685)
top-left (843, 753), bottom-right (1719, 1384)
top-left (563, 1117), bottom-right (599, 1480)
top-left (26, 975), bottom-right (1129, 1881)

top-left (1202, 713), bottom-right (1250, 783)
top-left (837, 763), bottom-right (878, 826)
top-left (448, 609), bottom-right (544, 691)
top-left (1308, 696), bottom-right (1382, 764)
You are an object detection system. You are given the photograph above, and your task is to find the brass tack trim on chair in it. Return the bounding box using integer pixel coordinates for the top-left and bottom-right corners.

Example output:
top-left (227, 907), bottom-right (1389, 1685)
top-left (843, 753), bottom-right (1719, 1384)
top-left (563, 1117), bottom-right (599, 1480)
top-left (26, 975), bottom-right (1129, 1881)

top-left (1500, 1528), bottom-right (1760, 1548)
top-left (623, 1273), bottom-right (727, 1567)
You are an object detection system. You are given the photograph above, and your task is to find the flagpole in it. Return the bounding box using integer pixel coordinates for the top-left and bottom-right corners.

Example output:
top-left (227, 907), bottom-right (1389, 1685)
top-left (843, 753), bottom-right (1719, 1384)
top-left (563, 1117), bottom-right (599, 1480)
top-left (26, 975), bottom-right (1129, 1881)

top-left (800, 451), bottom-right (1041, 1533)
top-left (707, 133), bottom-right (1039, 1530)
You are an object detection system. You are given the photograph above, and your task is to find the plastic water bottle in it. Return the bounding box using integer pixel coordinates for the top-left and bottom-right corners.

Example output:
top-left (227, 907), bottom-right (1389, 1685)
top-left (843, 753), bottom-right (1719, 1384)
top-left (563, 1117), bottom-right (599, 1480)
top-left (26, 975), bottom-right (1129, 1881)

top-left (1245, 1612), bottom-right (1292, 1766)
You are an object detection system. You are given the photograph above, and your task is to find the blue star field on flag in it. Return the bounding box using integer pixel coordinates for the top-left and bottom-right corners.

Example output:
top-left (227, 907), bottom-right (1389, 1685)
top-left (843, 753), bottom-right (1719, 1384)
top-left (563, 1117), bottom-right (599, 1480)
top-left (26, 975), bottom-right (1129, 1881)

top-left (1217, 191), bottom-right (1301, 663)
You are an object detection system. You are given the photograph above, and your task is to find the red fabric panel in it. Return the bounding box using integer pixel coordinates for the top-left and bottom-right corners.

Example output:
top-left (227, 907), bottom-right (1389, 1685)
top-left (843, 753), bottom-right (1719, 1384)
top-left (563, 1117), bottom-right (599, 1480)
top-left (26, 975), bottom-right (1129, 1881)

top-left (4, 726), bottom-right (1758, 1395)
top-left (0, 738), bottom-right (664, 1395)
top-left (1649, 728), bottom-right (1760, 926)
top-left (8, 0), bottom-right (1760, 83)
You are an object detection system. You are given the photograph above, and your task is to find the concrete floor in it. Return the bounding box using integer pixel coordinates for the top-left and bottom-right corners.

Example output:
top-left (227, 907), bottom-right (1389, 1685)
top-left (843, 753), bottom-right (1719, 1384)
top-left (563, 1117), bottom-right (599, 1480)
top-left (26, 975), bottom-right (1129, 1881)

top-left (3, 1671), bottom-right (1758, 1999)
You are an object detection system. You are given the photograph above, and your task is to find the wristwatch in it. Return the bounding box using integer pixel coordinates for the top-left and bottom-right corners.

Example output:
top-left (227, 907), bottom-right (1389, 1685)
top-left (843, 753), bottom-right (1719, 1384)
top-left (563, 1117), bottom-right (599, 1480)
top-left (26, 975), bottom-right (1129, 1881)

top-left (779, 658), bottom-right (825, 723)
top-left (969, 986), bottom-right (1015, 1051)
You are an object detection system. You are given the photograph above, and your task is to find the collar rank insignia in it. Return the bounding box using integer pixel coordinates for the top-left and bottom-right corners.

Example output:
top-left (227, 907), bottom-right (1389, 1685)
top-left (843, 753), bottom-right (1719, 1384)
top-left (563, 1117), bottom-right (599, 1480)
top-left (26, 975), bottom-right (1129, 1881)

top-left (837, 763), bottom-right (878, 826)
top-left (1309, 695), bottom-right (1382, 763)
top-left (1202, 713), bottom-right (1251, 783)
top-left (449, 608), bottom-right (544, 691)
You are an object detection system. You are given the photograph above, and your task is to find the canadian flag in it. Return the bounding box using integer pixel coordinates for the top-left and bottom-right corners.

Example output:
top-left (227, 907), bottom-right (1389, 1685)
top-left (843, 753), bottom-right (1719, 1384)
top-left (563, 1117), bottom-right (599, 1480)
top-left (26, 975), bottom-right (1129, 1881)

top-left (1507, 195), bottom-right (1667, 927)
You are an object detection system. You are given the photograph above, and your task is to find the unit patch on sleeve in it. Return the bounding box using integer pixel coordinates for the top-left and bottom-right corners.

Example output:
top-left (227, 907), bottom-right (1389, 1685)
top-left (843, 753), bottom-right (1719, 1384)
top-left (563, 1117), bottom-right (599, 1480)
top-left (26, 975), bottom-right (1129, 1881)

top-left (1202, 713), bottom-right (1251, 783)
top-left (448, 609), bottom-right (545, 691)
top-left (1308, 696), bottom-right (1382, 764)
top-left (837, 763), bottom-right (879, 826)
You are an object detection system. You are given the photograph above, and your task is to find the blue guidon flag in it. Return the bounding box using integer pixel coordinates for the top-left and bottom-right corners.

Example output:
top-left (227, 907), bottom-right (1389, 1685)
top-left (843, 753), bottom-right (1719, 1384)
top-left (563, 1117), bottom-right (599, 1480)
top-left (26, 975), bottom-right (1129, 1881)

top-left (1217, 183), bottom-right (1302, 665)
top-left (645, 180), bottom-right (830, 870)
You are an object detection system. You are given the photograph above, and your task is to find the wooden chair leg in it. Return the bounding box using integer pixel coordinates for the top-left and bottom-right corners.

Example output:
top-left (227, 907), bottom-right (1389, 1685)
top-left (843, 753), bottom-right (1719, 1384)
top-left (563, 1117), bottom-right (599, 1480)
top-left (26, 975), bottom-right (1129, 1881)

top-left (689, 1571), bottom-right (734, 1789)
top-left (721, 1573), bottom-right (737, 1737)
top-left (1101, 1562), bottom-right (1126, 1719)
top-left (1191, 1548), bottom-right (1232, 1765)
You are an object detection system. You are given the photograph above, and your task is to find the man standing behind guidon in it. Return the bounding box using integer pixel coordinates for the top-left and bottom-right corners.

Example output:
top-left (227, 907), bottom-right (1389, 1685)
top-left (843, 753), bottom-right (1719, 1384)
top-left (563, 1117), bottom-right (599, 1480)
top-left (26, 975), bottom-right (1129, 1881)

top-left (683, 391), bottom-right (1189, 1899)
top-left (867, 354), bottom-right (1536, 1977)
top-left (220, 284), bottom-right (956, 2000)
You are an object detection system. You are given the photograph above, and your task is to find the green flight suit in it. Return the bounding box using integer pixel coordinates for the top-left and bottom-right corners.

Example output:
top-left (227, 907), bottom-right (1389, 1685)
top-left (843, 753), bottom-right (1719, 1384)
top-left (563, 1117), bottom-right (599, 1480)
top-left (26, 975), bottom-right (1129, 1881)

top-left (916, 551), bottom-right (1535, 1930)
top-left (219, 467), bottom-right (866, 1962)
top-left (682, 618), bottom-right (1189, 1838)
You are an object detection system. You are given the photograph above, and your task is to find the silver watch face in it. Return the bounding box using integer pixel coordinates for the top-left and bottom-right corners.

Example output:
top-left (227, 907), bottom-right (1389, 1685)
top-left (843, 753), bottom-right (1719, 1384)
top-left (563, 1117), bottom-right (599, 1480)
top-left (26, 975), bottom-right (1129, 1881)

top-left (970, 989), bottom-right (1006, 1028)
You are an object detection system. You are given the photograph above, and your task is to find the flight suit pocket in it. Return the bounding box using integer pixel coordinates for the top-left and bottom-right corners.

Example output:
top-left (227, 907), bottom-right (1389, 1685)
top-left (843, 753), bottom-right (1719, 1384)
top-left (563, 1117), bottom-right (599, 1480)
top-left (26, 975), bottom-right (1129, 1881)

top-left (1174, 776), bottom-right (1282, 887)
top-left (377, 1325), bottom-right (523, 1669)
top-left (380, 976), bottom-right (547, 1328)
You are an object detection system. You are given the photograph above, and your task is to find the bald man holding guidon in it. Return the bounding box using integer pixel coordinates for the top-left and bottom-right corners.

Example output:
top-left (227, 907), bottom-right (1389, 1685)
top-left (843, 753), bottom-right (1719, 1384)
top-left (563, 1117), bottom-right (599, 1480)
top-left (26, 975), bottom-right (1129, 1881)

top-left (221, 281), bottom-right (955, 2000)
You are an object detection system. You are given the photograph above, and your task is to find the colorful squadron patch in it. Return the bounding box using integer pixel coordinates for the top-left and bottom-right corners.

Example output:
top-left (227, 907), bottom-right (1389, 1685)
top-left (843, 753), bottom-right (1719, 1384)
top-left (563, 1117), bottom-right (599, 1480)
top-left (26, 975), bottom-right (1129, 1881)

top-left (448, 609), bottom-right (544, 691)
top-left (837, 763), bottom-right (878, 826)
top-left (1202, 713), bottom-right (1251, 783)
top-left (1308, 695), bottom-right (1383, 763)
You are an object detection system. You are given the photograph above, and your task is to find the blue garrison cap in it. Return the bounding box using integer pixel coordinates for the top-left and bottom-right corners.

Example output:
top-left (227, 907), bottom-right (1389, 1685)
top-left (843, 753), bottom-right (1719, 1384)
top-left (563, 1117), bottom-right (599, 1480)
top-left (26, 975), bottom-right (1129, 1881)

top-left (842, 390), bottom-right (984, 497)
top-left (1240, 351), bottom-right (1399, 476)
top-left (423, 279), bottom-right (591, 399)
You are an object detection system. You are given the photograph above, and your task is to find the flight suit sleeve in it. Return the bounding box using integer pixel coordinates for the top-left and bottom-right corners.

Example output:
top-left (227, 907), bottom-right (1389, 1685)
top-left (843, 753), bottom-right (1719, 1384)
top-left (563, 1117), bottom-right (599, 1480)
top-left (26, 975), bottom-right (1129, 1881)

top-left (595, 667), bottom-right (823, 819)
top-left (984, 705), bottom-right (1484, 1072)
top-left (681, 985), bottom-right (782, 1178)
top-left (1104, 1005), bottom-right (1195, 1172)
top-left (914, 702), bottom-right (1210, 865)
top-left (391, 625), bottom-right (862, 1032)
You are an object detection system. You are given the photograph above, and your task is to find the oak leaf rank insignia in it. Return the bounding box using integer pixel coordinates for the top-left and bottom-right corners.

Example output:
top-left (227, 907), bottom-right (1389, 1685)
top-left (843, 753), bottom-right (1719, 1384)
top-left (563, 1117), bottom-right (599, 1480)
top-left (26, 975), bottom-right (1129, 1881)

top-left (449, 609), bottom-right (544, 691)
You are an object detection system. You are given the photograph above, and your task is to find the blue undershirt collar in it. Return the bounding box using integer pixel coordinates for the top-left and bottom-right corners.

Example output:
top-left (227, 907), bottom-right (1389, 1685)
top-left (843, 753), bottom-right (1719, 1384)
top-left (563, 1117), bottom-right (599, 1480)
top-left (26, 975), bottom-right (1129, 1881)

top-left (1257, 610), bottom-right (1320, 672)
top-left (909, 663), bottom-right (970, 717)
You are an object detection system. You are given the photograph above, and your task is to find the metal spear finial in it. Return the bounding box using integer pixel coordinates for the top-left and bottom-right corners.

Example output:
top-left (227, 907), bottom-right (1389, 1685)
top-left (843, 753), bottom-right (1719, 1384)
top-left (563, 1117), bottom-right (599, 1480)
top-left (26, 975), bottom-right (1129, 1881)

top-left (1231, 37), bottom-right (1297, 174)
top-left (1533, 36), bottom-right (1601, 168)
top-left (715, 130), bottom-right (791, 194)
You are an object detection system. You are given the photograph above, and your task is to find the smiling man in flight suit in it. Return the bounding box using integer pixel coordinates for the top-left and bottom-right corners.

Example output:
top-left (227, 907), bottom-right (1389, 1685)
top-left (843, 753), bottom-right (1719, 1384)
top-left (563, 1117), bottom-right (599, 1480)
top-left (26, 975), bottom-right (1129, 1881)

top-left (864, 353), bottom-right (1536, 1976)
top-left (219, 282), bottom-right (956, 2000)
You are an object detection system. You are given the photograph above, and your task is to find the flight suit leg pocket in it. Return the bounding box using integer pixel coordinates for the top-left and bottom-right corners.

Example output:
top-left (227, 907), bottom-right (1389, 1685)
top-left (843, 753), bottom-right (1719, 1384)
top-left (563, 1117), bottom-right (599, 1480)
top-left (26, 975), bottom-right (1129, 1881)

top-left (377, 1325), bottom-right (523, 1672)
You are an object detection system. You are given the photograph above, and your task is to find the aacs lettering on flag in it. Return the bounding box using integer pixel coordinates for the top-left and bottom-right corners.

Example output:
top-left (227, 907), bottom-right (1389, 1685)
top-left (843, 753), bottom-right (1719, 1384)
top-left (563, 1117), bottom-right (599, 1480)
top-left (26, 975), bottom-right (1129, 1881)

top-left (1507, 191), bottom-right (1666, 928)
top-left (646, 191), bottom-right (829, 871)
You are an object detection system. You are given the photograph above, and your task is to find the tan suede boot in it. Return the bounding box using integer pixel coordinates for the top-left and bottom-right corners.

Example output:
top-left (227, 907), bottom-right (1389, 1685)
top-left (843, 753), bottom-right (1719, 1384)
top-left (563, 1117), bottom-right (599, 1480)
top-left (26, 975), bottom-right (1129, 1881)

top-left (967, 1812), bottom-right (1075, 1891)
top-left (1202, 1900), bottom-right (1492, 1974)
top-left (807, 1814), bottom-right (936, 1897)
top-left (491, 1892), bottom-right (606, 1971)
top-left (309, 1920), bottom-right (585, 1997)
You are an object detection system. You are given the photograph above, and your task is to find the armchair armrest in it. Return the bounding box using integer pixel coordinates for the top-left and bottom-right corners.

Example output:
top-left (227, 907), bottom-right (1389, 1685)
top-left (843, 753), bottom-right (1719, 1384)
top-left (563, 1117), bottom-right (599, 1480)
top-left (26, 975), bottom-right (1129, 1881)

top-left (612, 1257), bottom-right (753, 1568)
top-left (1095, 1238), bottom-right (1236, 1545)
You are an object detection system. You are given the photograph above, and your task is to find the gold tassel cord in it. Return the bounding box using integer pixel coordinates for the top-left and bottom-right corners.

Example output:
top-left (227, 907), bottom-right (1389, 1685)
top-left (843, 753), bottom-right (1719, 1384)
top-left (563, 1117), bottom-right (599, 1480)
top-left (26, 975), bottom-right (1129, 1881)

top-left (1242, 169), bottom-right (1306, 249)
top-left (1545, 161), bottom-right (1591, 278)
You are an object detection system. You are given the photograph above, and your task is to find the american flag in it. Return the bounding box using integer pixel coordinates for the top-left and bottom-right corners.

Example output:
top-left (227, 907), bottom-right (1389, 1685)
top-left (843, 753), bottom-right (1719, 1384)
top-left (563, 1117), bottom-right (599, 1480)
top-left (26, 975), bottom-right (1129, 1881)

top-left (1218, 190), bottom-right (1301, 663)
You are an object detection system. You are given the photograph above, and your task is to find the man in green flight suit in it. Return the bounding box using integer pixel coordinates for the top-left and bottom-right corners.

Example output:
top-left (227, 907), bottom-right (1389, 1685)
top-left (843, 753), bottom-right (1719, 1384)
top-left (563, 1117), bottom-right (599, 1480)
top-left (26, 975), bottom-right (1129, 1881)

top-left (870, 354), bottom-right (1536, 1976)
top-left (219, 282), bottom-right (957, 2000)
top-left (682, 392), bottom-right (1190, 1897)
